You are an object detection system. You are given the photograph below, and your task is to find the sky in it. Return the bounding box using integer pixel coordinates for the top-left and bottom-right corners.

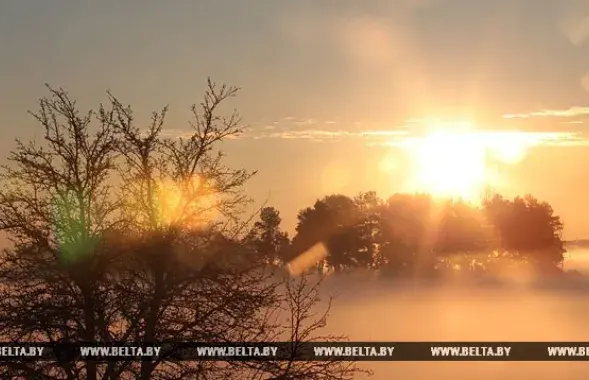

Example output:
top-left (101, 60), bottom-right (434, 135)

top-left (1, 0), bottom-right (589, 238)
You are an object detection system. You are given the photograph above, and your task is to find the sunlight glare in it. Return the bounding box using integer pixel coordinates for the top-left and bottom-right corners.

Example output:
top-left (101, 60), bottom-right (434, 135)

top-left (407, 124), bottom-right (487, 200)
top-left (286, 242), bottom-right (329, 277)
top-left (398, 121), bottom-right (539, 201)
top-left (486, 131), bottom-right (530, 164)
top-left (154, 176), bottom-right (217, 229)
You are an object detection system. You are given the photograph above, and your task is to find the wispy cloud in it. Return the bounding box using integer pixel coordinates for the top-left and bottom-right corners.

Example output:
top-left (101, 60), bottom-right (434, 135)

top-left (360, 130), bottom-right (410, 137)
top-left (375, 131), bottom-right (588, 148)
top-left (159, 128), bottom-right (245, 140)
top-left (250, 129), bottom-right (408, 141)
top-left (503, 107), bottom-right (589, 119)
top-left (159, 117), bottom-right (589, 148)
top-left (241, 117), bottom-right (589, 148)
top-left (242, 118), bottom-right (411, 142)
top-left (159, 129), bottom-right (195, 139)
top-left (293, 118), bottom-right (318, 126)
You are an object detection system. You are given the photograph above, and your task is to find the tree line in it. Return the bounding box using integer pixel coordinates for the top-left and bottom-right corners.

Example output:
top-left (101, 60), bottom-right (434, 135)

top-left (0, 80), bottom-right (566, 379)
top-left (250, 192), bottom-right (565, 277)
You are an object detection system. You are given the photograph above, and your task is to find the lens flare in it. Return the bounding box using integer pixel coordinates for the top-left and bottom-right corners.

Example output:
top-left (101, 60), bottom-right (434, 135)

top-left (286, 243), bottom-right (329, 277)
top-left (52, 190), bottom-right (97, 264)
top-left (152, 176), bottom-right (217, 229)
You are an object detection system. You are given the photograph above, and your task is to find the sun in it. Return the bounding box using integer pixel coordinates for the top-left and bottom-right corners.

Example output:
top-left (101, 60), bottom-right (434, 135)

top-left (380, 119), bottom-right (558, 201)
top-left (408, 128), bottom-right (487, 200)
top-left (399, 120), bottom-right (531, 201)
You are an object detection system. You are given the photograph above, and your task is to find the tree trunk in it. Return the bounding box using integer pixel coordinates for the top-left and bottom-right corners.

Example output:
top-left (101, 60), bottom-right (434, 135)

top-left (140, 266), bottom-right (164, 380)
top-left (82, 282), bottom-right (97, 380)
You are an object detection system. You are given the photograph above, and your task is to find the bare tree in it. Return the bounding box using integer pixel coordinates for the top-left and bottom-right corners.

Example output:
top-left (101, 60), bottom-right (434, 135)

top-left (0, 80), bottom-right (367, 380)
top-left (234, 273), bottom-right (371, 380)
top-left (0, 85), bottom-right (122, 379)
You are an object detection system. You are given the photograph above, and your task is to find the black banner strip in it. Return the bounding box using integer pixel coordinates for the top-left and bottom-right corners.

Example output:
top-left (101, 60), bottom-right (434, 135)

top-left (2, 342), bottom-right (589, 362)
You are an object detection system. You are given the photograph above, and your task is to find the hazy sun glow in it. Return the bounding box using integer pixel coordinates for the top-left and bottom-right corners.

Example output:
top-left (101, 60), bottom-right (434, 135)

top-left (154, 176), bottom-right (217, 228)
top-left (408, 127), bottom-right (487, 200)
top-left (398, 121), bottom-right (540, 201)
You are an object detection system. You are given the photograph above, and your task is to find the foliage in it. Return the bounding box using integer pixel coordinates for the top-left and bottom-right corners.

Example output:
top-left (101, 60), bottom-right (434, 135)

top-left (291, 191), bottom-right (566, 276)
top-left (243, 207), bottom-right (290, 265)
top-left (291, 195), bottom-right (375, 272)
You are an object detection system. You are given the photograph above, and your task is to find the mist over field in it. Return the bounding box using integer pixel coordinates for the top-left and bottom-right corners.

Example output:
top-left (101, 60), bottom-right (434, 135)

top-left (314, 247), bottom-right (589, 379)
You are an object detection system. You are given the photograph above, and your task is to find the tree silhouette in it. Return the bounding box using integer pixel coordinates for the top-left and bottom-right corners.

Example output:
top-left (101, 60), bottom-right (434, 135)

top-left (483, 193), bottom-right (565, 273)
top-left (290, 191), bottom-right (567, 277)
top-left (434, 199), bottom-right (488, 255)
top-left (244, 206), bottom-right (290, 265)
top-left (291, 195), bottom-right (374, 273)
top-left (107, 79), bottom-right (261, 380)
top-left (233, 272), bottom-right (371, 380)
top-left (375, 194), bottom-right (436, 276)
top-left (0, 85), bottom-right (121, 379)
top-left (429, 199), bottom-right (491, 275)
top-left (0, 81), bottom-right (364, 380)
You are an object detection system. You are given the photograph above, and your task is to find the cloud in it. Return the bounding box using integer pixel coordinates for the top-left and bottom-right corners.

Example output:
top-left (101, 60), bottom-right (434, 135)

top-left (253, 130), bottom-right (346, 141)
top-left (159, 129), bottom-right (194, 139)
top-left (158, 128), bottom-right (245, 140)
top-left (242, 118), bottom-right (411, 141)
top-left (382, 130), bottom-right (587, 148)
top-left (240, 117), bottom-right (589, 149)
top-left (503, 107), bottom-right (589, 119)
top-left (293, 118), bottom-right (318, 126)
top-left (251, 129), bottom-right (406, 141)
top-left (158, 116), bottom-right (589, 149)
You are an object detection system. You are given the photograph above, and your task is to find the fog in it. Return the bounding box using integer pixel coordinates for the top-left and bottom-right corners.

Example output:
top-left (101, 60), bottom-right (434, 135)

top-left (317, 248), bottom-right (589, 379)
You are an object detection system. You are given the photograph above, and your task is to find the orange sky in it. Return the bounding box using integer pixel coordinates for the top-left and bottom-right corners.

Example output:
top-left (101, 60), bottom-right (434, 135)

top-left (1, 0), bottom-right (588, 238)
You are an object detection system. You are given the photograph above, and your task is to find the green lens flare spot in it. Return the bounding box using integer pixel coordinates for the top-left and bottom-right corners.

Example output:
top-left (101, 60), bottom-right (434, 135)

top-left (51, 190), bottom-right (96, 264)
